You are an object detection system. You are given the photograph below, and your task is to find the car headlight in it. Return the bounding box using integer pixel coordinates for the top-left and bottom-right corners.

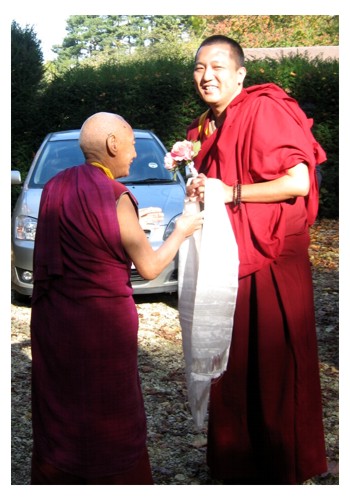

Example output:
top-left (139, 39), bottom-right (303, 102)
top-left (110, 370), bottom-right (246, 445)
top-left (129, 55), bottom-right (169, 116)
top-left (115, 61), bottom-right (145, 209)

top-left (163, 213), bottom-right (181, 241)
top-left (15, 215), bottom-right (37, 241)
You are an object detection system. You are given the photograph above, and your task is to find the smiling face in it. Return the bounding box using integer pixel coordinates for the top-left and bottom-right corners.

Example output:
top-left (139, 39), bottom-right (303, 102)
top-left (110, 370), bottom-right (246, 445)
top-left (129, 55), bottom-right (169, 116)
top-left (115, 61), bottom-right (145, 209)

top-left (109, 124), bottom-right (137, 179)
top-left (193, 42), bottom-right (246, 116)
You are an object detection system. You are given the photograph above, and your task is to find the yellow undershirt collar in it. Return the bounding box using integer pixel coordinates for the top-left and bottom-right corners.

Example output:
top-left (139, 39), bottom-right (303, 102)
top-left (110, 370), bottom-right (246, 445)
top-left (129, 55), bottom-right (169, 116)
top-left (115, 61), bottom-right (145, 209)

top-left (90, 161), bottom-right (115, 180)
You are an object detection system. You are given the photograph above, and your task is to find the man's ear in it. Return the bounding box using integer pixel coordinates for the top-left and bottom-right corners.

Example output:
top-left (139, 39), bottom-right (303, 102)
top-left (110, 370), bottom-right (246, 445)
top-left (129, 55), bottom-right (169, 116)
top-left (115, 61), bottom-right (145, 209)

top-left (106, 133), bottom-right (118, 156)
top-left (238, 66), bottom-right (247, 85)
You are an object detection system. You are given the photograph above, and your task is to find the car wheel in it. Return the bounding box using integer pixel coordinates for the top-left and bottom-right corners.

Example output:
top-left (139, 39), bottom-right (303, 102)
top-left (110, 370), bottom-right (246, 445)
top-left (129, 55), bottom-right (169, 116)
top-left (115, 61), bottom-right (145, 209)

top-left (12, 290), bottom-right (32, 306)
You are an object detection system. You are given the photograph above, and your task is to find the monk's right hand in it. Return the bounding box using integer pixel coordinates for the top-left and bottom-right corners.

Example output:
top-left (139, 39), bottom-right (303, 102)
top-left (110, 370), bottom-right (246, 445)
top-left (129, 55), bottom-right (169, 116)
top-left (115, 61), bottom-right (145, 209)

top-left (176, 211), bottom-right (204, 238)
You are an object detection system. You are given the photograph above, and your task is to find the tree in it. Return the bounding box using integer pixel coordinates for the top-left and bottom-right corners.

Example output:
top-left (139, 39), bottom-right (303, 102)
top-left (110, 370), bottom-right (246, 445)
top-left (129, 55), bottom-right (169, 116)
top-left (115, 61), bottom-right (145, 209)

top-left (50, 15), bottom-right (338, 72)
top-left (11, 21), bottom-right (44, 169)
top-left (11, 20), bottom-right (45, 207)
top-left (199, 15), bottom-right (339, 47)
top-left (11, 21), bottom-right (44, 127)
top-left (52, 15), bottom-right (195, 67)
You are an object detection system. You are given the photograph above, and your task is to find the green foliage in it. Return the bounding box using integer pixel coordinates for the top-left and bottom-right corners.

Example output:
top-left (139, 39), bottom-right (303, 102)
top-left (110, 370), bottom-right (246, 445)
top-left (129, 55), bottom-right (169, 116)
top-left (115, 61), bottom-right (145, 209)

top-left (201, 15), bottom-right (339, 48)
top-left (11, 20), bottom-right (44, 174)
top-left (11, 20), bottom-right (46, 211)
top-left (49, 15), bottom-right (338, 71)
top-left (33, 58), bottom-right (206, 150)
top-left (52, 15), bottom-right (195, 67)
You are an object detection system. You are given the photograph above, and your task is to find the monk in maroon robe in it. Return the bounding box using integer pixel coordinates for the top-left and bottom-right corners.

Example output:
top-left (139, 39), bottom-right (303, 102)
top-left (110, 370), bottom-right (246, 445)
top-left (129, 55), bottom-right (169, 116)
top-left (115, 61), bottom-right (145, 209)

top-left (186, 35), bottom-right (328, 484)
top-left (30, 112), bottom-right (203, 484)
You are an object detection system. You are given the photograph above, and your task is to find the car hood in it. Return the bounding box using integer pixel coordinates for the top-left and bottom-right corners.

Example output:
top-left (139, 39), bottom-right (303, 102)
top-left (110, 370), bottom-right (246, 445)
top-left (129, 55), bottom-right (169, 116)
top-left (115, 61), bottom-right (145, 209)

top-left (127, 183), bottom-right (185, 224)
top-left (15, 182), bottom-right (185, 226)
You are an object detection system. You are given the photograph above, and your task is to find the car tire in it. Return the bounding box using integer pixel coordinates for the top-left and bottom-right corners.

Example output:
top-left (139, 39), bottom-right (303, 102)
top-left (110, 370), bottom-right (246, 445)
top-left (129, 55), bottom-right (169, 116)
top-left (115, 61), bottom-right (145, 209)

top-left (12, 290), bottom-right (32, 306)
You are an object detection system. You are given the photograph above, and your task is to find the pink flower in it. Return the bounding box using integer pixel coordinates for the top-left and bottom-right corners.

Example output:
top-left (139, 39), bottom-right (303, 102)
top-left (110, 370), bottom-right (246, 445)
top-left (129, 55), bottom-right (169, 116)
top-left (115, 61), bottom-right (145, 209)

top-left (164, 152), bottom-right (176, 171)
top-left (170, 140), bottom-right (195, 162)
top-left (164, 140), bottom-right (201, 180)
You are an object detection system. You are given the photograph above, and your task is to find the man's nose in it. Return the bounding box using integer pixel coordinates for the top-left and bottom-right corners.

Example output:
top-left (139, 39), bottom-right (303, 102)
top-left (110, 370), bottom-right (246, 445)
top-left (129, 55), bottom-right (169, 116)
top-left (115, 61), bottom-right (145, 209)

top-left (202, 66), bottom-right (214, 81)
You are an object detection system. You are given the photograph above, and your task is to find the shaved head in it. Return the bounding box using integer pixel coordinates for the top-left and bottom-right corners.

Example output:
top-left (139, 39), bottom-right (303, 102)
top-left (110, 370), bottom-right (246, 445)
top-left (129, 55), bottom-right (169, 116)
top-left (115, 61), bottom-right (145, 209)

top-left (79, 111), bottom-right (136, 179)
top-left (79, 112), bottom-right (131, 159)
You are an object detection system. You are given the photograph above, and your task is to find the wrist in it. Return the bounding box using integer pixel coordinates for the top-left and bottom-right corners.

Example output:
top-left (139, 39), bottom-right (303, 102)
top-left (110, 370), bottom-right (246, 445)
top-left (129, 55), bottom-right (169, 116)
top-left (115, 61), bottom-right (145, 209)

top-left (223, 182), bottom-right (234, 203)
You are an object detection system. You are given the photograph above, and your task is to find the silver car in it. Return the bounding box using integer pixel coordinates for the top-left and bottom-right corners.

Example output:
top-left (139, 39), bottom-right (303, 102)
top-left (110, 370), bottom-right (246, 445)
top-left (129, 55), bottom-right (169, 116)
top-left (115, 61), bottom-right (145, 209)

top-left (11, 129), bottom-right (185, 299)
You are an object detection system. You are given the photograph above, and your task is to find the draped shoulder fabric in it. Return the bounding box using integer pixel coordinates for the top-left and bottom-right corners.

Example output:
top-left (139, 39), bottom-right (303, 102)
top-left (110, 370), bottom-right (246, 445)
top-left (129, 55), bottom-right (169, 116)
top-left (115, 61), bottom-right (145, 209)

top-left (31, 164), bottom-right (148, 479)
top-left (187, 83), bottom-right (327, 278)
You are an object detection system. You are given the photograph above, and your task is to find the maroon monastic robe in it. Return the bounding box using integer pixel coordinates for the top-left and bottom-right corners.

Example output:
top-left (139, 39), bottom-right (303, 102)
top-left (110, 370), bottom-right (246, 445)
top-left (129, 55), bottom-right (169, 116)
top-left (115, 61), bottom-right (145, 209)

top-left (187, 83), bottom-right (328, 484)
top-left (31, 164), bottom-right (150, 481)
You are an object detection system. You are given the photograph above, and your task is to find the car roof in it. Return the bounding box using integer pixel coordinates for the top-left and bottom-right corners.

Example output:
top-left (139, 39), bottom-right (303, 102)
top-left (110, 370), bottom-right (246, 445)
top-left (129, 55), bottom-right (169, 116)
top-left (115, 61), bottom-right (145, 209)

top-left (47, 129), bottom-right (156, 141)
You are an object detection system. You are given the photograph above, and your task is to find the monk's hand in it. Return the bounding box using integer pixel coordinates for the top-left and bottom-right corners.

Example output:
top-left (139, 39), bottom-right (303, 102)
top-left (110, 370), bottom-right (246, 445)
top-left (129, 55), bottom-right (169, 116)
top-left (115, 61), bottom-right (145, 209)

top-left (176, 211), bottom-right (204, 238)
top-left (186, 173), bottom-right (206, 202)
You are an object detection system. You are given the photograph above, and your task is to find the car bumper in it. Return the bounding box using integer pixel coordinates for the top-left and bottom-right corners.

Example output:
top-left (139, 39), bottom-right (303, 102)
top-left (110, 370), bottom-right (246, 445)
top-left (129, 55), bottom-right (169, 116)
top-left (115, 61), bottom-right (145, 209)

top-left (11, 242), bottom-right (34, 296)
top-left (130, 257), bottom-right (178, 294)
top-left (11, 243), bottom-right (179, 297)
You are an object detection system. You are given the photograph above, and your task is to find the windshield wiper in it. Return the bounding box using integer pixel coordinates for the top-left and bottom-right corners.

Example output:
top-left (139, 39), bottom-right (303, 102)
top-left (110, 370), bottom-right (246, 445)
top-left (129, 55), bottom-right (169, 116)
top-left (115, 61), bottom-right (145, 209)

top-left (123, 178), bottom-right (174, 184)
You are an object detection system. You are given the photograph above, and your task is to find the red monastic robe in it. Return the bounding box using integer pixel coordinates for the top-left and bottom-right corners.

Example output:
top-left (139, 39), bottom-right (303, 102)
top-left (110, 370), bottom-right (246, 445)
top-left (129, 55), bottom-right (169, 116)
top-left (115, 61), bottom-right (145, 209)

top-left (31, 164), bottom-right (151, 483)
top-left (187, 83), bottom-right (328, 484)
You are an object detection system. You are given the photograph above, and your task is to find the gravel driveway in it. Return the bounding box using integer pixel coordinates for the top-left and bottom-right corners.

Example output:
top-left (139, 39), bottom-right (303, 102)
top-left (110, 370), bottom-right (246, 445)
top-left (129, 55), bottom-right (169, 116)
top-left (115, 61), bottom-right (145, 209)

top-left (11, 218), bottom-right (339, 485)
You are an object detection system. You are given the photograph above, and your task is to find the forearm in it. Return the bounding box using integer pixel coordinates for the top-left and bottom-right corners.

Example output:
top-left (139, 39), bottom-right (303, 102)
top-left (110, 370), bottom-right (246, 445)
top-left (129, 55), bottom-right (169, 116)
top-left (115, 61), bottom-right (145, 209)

top-left (149, 229), bottom-right (187, 276)
top-left (223, 163), bottom-right (310, 204)
top-left (126, 213), bottom-right (203, 281)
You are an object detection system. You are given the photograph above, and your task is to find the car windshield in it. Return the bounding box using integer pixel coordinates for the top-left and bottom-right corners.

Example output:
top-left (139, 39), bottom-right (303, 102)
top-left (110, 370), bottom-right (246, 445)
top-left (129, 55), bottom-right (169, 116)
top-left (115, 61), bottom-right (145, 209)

top-left (29, 136), bottom-right (176, 187)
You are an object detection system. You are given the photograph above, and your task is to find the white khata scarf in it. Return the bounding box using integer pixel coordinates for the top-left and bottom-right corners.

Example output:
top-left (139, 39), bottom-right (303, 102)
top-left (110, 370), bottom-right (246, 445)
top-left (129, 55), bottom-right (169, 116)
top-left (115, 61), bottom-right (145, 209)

top-left (178, 178), bottom-right (239, 428)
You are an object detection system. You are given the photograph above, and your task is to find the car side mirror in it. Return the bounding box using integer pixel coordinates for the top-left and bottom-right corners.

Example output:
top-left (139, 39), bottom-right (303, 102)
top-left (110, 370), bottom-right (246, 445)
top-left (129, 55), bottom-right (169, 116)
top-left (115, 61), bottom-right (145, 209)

top-left (11, 171), bottom-right (22, 185)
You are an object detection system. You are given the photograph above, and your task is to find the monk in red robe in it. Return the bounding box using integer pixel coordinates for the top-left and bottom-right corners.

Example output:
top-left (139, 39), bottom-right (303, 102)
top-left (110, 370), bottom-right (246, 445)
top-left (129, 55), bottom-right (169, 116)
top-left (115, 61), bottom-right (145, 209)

top-left (186, 35), bottom-right (328, 484)
top-left (30, 112), bottom-right (203, 484)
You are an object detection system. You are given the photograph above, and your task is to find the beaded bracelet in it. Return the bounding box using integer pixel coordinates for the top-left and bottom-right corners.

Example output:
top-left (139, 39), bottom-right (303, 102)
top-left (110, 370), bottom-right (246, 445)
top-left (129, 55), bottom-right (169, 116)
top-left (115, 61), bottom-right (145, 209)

top-left (236, 183), bottom-right (242, 208)
top-left (232, 183), bottom-right (242, 208)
